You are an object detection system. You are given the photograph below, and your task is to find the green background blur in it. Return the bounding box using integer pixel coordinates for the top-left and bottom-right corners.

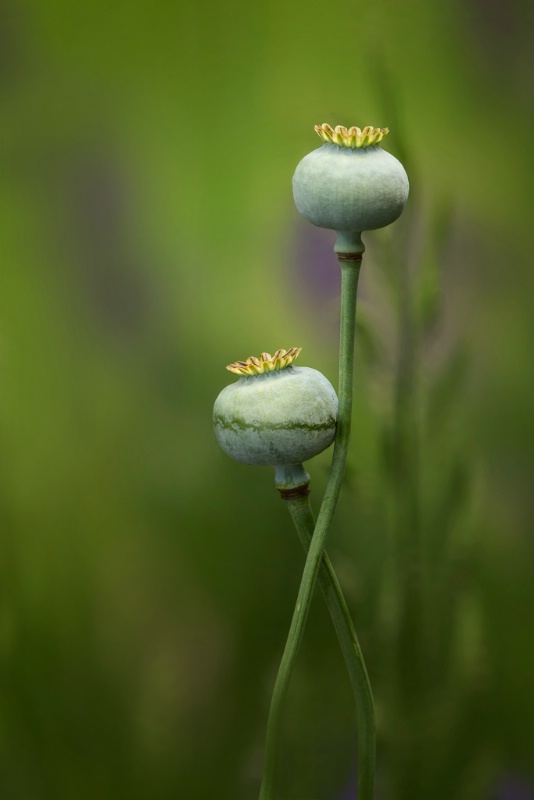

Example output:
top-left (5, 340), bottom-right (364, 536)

top-left (1, 0), bottom-right (533, 798)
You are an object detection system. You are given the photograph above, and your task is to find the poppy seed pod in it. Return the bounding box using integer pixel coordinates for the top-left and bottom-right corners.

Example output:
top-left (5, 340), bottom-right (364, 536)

top-left (213, 348), bottom-right (338, 467)
top-left (293, 124), bottom-right (409, 252)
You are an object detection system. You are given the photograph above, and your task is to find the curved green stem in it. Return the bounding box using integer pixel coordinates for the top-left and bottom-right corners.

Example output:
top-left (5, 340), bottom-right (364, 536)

top-left (260, 249), bottom-right (374, 799)
top-left (285, 493), bottom-right (375, 799)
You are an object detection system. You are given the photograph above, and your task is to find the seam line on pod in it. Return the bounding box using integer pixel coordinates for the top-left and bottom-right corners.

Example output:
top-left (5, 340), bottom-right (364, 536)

top-left (213, 415), bottom-right (337, 433)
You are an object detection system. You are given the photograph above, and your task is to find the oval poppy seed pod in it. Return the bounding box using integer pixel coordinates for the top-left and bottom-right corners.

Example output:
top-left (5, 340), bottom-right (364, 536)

top-left (213, 348), bottom-right (337, 467)
top-left (293, 124), bottom-right (409, 252)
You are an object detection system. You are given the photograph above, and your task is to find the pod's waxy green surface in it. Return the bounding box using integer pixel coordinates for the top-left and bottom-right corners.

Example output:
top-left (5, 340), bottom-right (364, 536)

top-left (213, 350), bottom-right (338, 467)
top-left (293, 124), bottom-right (409, 235)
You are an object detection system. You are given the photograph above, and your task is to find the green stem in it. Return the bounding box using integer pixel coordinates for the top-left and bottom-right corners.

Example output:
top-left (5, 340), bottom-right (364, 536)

top-left (285, 492), bottom-right (375, 799)
top-left (260, 243), bottom-right (374, 799)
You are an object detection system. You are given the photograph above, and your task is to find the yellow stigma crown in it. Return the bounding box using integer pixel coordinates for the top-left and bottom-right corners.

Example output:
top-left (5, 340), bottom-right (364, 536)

top-left (226, 348), bottom-right (302, 376)
top-left (314, 124), bottom-right (389, 149)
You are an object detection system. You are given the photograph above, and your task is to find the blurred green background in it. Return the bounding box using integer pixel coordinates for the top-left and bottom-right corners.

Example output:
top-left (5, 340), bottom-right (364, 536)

top-left (1, 0), bottom-right (533, 798)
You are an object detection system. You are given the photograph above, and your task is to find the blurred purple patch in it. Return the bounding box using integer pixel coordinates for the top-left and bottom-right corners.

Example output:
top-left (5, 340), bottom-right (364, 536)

top-left (494, 775), bottom-right (534, 800)
top-left (60, 146), bottom-right (153, 339)
top-left (334, 773), bottom-right (534, 800)
top-left (334, 772), bottom-right (360, 800)
top-left (292, 216), bottom-right (340, 304)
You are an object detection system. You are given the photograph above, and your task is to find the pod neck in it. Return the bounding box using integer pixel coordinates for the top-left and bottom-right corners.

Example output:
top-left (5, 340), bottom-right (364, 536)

top-left (274, 464), bottom-right (311, 500)
top-left (334, 230), bottom-right (365, 257)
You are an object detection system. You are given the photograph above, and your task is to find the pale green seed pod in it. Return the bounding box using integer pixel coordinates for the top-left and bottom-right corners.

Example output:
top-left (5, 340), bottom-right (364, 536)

top-left (293, 124), bottom-right (409, 251)
top-left (213, 348), bottom-right (337, 467)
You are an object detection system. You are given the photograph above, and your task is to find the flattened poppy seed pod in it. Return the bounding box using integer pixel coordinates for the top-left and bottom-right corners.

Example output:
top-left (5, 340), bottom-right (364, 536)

top-left (293, 124), bottom-right (409, 253)
top-left (213, 348), bottom-right (338, 467)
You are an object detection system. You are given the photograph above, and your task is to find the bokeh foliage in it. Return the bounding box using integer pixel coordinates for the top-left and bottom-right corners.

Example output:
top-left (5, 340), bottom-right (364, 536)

top-left (1, 0), bottom-right (533, 798)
